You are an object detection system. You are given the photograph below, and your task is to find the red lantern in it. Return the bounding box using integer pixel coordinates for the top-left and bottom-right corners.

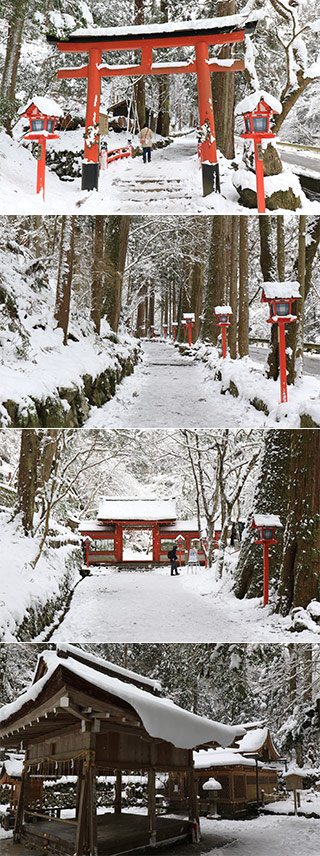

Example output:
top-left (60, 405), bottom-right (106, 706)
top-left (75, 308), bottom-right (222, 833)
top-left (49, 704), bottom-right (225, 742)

top-left (83, 535), bottom-right (93, 568)
top-left (20, 97), bottom-right (62, 200)
top-left (261, 282), bottom-right (300, 404)
top-left (182, 313), bottom-right (195, 347)
top-left (175, 535), bottom-right (185, 567)
top-left (214, 306), bottom-right (232, 359)
top-left (172, 321), bottom-right (178, 342)
top-left (181, 319), bottom-right (187, 341)
top-left (252, 515), bottom-right (282, 607)
top-left (163, 323), bottom-right (168, 340)
top-left (235, 91), bottom-right (281, 214)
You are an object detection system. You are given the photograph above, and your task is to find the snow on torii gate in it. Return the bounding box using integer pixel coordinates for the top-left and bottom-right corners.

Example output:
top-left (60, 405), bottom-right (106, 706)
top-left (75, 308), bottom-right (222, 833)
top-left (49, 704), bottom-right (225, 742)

top-left (47, 13), bottom-right (259, 195)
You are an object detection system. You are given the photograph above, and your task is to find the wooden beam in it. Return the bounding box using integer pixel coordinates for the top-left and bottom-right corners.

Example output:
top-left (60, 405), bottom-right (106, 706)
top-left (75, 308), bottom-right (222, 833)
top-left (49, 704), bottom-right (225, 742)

top-left (115, 771), bottom-right (122, 814)
top-left (148, 769), bottom-right (157, 845)
top-left (58, 65), bottom-right (88, 79)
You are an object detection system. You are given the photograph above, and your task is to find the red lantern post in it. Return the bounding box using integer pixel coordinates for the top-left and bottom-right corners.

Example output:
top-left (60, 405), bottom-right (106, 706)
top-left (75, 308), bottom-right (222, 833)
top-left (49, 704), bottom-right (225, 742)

top-left (83, 535), bottom-right (93, 568)
top-left (175, 535), bottom-right (185, 568)
top-left (235, 90), bottom-right (281, 214)
top-left (163, 323), bottom-right (168, 340)
top-left (181, 320), bottom-right (187, 341)
top-left (183, 313), bottom-right (195, 346)
top-left (261, 282), bottom-right (300, 404)
top-left (214, 306), bottom-right (232, 358)
top-left (172, 321), bottom-right (178, 342)
top-left (19, 98), bottom-right (62, 200)
top-left (252, 515), bottom-right (282, 606)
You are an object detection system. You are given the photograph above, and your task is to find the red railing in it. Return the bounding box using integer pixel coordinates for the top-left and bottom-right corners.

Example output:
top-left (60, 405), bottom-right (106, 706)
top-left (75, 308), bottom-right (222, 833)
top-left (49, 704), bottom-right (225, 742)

top-left (100, 145), bottom-right (133, 169)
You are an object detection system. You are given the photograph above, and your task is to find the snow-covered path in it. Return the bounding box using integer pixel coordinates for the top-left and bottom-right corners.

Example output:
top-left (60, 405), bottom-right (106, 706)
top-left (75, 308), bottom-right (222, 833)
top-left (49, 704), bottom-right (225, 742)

top-left (85, 341), bottom-right (266, 428)
top-left (48, 566), bottom-right (318, 644)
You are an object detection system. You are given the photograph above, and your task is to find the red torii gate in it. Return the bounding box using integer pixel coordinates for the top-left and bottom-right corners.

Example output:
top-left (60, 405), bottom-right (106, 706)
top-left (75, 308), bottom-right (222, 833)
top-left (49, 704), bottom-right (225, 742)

top-left (47, 14), bottom-right (258, 195)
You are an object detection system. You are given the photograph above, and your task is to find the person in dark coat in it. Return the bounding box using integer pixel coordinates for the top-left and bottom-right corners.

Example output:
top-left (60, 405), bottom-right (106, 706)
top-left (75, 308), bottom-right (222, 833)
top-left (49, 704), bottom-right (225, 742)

top-left (230, 522), bottom-right (237, 547)
top-left (168, 545), bottom-right (179, 576)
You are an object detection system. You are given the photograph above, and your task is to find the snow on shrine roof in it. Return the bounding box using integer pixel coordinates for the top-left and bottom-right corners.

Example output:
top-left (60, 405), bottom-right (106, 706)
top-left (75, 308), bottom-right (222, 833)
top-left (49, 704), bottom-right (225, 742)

top-left (78, 520), bottom-right (114, 533)
top-left (194, 749), bottom-right (262, 769)
top-left (54, 12), bottom-right (261, 42)
top-left (236, 727), bottom-right (269, 753)
top-left (19, 96), bottom-right (63, 117)
top-left (97, 498), bottom-right (177, 521)
top-left (262, 281), bottom-right (301, 300)
top-left (215, 305), bottom-right (232, 315)
top-left (53, 644), bottom-right (162, 693)
top-left (252, 514), bottom-right (282, 528)
top-left (235, 90), bottom-right (282, 116)
top-left (159, 517), bottom-right (207, 533)
top-left (0, 649), bottom-right (244, 752)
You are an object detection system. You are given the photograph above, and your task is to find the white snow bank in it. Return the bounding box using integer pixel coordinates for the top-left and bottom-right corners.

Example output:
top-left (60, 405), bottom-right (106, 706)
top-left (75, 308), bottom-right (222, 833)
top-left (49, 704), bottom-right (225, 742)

top-left (98, 498), bottom-right (177, 522)
top-left (233, 161), bottom-right (303, 202)
top-left (0, 648), bottom-right (245, 751)
top-left (0, 512), bottom-right (80, 642)
top-left (235, 90), bottom-right (282, 116)
top-left (262, 282), bottom-right (301, 300)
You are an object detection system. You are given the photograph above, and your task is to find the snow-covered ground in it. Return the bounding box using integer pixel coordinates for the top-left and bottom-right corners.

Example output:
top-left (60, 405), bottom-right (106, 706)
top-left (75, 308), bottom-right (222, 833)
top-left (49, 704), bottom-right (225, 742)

top-left (46, 562), bottom-right (320, 645)
top-left (1, 129), bottom-right (320, 214)
top-left (263, 790), bottom-right (320, 817)
top-left (85, 341), bottom-right (320, 429)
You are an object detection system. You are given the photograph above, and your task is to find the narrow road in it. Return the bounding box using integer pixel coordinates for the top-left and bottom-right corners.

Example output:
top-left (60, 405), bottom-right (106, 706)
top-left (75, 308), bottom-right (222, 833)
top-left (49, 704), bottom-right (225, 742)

top-left (48, 567), bottom-right (316, 644)
top-left (280, 148), bottom-right (320, 175)
top-left (85, 341), bottom-right (266, 429)
top-left (249, 346), bottom-right (320, 377)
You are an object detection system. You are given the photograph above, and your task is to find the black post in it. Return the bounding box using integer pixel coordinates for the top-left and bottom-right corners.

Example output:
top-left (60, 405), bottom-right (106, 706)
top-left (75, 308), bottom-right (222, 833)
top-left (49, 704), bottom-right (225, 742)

top-left (201, 163), bottom-right (220, 197)
top-left (81, 162), bottom-right (99, 191)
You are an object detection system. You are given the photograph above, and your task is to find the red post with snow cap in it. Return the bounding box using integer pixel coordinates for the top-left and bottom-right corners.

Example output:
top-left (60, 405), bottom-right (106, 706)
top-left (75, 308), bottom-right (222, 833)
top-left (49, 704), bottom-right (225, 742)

top-left (183, 313), bottom-right (195, 347)
top-left (261, 282), bottom-right (300, 404)
top-left (20, 97), bottom-right (62, 201)
top-left (172, 321), bottom-right (178, 342)
top-left (176, 535), bottom-right (185, 568)
top-left (252, 514), bottom-right (282, 607)
top-left (236, 91), bottom-right (281, 214)
top-left (214, 306), bottom-right (232, 359)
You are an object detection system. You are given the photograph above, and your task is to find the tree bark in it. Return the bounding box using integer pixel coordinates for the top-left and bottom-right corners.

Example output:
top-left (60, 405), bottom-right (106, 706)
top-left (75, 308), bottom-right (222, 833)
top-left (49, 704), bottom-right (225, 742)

top-left (1, 0), bottom-right (29, 133)
top-left (91, 216), bottom-right (105, 335)
top-left (286, 215), bottom-right (306, 385)
top-left (202, 217), bottom-right (227, 343)
top-left (17, 430), bottom-right (39, 535)
top-left (229, 216), bottom-right (239, 359)
top-left (54, 216), bottom-right (75, 345)
top-left (134, 0), bottom-right (146, 128)
top-left (212, 1), bottom-right (236, 158)
top-left (102, 216), bottom-right (131, 331)
top-left (156, 0), bottom-right (170, 137)
top-left (238, 216), bottom-right (249, 357)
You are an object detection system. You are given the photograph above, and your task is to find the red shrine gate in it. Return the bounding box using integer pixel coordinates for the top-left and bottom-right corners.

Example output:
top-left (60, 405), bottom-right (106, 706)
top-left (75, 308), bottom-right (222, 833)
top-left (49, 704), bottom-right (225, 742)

top-left (77, 499), bottom-right (212, 566)
top-left (48, 14), bottom-right (258, 195)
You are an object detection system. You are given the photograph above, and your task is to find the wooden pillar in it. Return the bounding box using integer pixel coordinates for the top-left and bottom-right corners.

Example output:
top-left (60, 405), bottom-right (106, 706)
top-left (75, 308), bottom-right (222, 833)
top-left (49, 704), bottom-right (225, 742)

top-left (115, 771), bottom-right (122, 813)
top-left (153, 525), bottom-right (161, 563)
top-left (75, 770), bottom-right (88, 856)
top-left (148, 769), bottom-right (157, 844)
top-left (114, 525), bottom-right (123, 562)
top-left (187, 754), bottom-right (199, 825)
top-left (88, 764), bottom-right (98, 856)
top-left (195, 41), bottom-right (220, 196)
top-left (13, 766), bottom-right (29, 842)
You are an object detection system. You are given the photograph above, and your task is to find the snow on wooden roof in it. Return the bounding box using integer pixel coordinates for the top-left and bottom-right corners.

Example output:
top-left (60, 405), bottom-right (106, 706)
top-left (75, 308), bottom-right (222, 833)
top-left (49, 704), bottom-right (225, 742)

top-left (159, 517), bottom-right (207, 533)
top-left (78, 520), bottom-right (115, 533)
top-left (194, 749), bottom-right (263, 769)
top-left (262, 281), bottom-right (301, 300)
top-left (215, 305), bottom-right (232, 315)
top-left (0, 648), bottom-right (244, 752)
top-left (0, 756), bottom-right (24, 779)
top-left (253, 514), bottom-right (282, 528)
top-left (52, 644), bottom-right (162, 693)
top-left (235, 90), bottom-right (282, 116)
top-left (236, 727), bottom-right (280, 759)
top-left (97, 498), bottom-right (177, 521)
top-left (19, 96), bottom-right (63, 117)
top-left (56, 12), bottom-right (261, 42)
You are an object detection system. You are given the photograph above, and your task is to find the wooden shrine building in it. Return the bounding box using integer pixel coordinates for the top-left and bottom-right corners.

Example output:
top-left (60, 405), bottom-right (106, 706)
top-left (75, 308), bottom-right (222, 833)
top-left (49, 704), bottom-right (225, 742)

top-left (0, 644), bottom-right (245, 855)
top-left (78, 498), bottom-right (215, 566)
top-left (193, 748), bottom-right (279, 817)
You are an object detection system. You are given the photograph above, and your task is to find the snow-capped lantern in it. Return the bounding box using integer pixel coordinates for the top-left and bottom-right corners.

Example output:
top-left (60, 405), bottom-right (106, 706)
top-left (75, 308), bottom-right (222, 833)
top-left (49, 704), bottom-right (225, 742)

top-left (181, 319), bottom-right (187, 341)
top-left (82, 535), bottom-right (93, 568)
top-left (261, 282), bottom-right (300, 404)
top-left (172, 321), bottom-right (178, 342)
top-left (214, 306), bottom-right (232, 359)
top-left (150, 325), bottom-right (155, 339)
top-left (203, 777), bottom-right (222, 819)
top-left (140, 325), bottom-right (146, 338)
top-left (175, 534), bottom-right (186, 567)
top-left (20, 97), bottom-right (62, 200)
top-left (235, 90), bottom-right (281, 215)
top-left (252, 514), bottom-right (282, 607)
top-left (163, 323), bottom-right (168, 340)
top-left (183, 313), bottom-right (195, 347)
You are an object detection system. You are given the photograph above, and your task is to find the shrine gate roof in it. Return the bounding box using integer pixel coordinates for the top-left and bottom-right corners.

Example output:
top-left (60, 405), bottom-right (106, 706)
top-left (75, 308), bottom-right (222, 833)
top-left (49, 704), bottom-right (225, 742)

top-left (97, 498), bottom-right (177, 522)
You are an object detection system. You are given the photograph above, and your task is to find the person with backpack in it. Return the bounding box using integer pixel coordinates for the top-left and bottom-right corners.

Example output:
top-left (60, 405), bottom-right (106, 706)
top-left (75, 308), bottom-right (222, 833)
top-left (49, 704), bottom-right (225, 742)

top-left (167, 544), bottom-right (179, 576)
top-left (139, 126), bottom-right (153, 163)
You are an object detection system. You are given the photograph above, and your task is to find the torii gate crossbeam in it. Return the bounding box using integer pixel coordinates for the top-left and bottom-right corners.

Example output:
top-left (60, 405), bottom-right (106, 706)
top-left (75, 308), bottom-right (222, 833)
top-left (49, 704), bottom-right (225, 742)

top-left (48, 15), bottom-right (258, 196)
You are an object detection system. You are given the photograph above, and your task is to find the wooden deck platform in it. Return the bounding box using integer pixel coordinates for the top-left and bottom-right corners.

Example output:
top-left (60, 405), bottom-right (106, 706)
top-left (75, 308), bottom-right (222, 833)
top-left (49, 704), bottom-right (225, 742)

top-left (22, 812), bottom-right (191, 854)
